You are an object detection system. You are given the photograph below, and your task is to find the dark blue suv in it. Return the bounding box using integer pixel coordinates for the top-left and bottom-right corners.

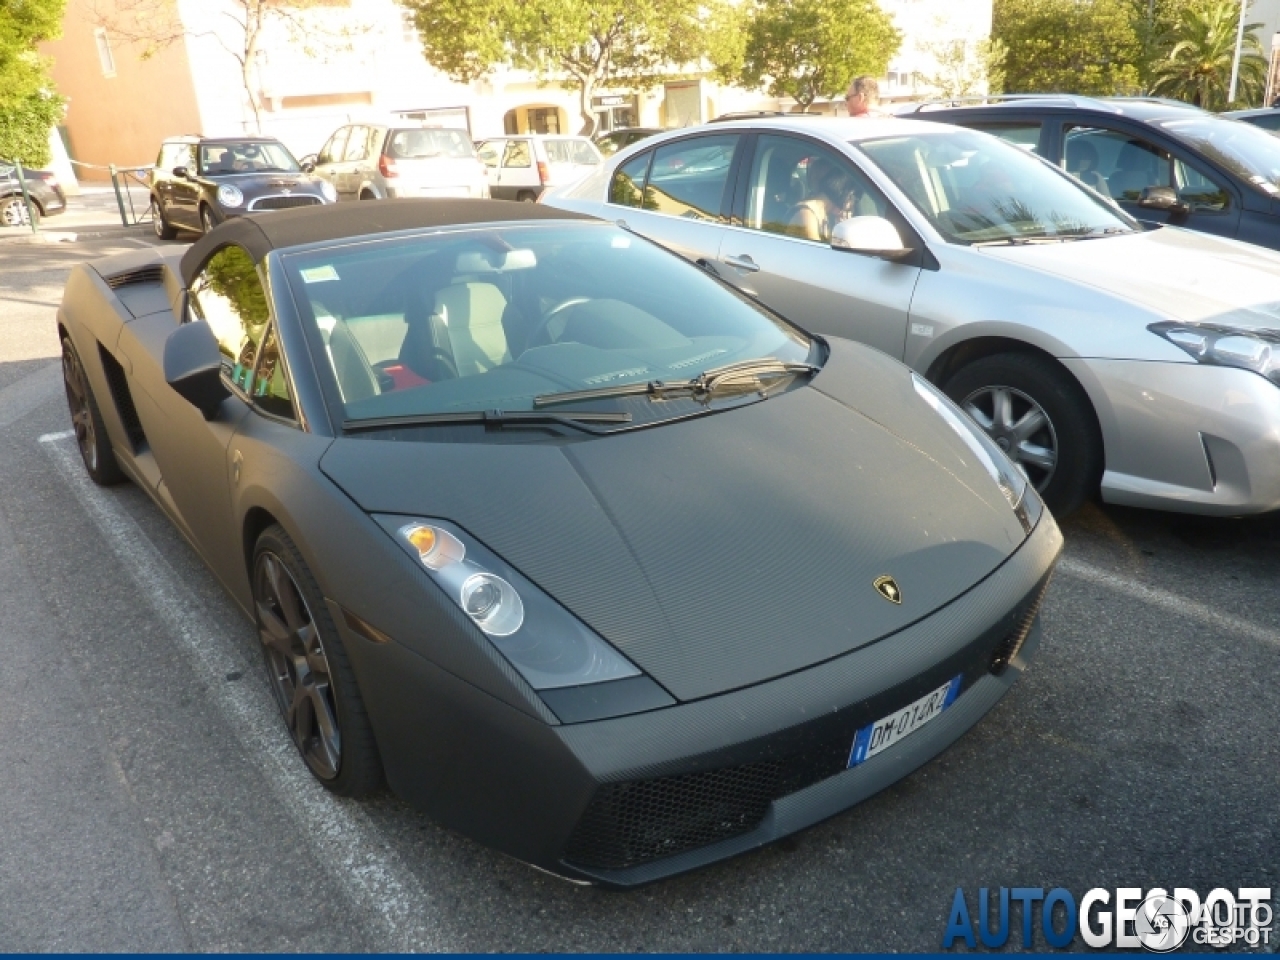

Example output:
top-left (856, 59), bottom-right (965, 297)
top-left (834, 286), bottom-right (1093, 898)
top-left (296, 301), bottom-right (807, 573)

top-left (915, 95), bottom-right (1280, 251)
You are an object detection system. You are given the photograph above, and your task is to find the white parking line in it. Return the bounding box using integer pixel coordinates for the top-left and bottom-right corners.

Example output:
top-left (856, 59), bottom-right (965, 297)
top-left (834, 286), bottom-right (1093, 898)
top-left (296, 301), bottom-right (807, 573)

top-left (1059, 556), bottom-right (1280, 648)
top-left (39, 433), bottom-right (445, 951)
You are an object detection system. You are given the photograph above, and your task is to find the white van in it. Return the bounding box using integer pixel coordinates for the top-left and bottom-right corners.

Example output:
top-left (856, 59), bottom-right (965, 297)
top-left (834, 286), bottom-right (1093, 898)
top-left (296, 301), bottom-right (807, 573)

top-left (474, 135), bottom-right (602, 202)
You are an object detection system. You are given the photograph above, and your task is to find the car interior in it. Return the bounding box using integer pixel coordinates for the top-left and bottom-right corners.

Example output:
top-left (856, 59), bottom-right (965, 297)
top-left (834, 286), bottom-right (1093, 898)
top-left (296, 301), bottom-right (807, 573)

top-left (286, 227), bottom-right (804, 420)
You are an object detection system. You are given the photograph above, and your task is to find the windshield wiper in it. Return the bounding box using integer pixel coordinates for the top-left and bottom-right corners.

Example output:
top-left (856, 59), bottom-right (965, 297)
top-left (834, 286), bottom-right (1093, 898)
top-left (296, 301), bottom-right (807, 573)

top-left (533, 359), bottom-right (819, 408)
top-left (342, 409), bottom-right (632, 435)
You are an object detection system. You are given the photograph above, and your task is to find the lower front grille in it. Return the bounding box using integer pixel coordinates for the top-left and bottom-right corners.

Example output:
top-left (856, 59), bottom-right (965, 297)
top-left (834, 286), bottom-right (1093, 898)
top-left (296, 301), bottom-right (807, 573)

top-left (988, 571), bottom-right (1052, 676)
top-left (249, 195), bottom-right (322, 211)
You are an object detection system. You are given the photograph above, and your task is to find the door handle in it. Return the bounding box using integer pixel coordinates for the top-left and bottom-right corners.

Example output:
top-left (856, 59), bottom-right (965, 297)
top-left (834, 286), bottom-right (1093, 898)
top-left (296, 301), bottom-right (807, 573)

top-left (724, 254), bottom-right (760, 273)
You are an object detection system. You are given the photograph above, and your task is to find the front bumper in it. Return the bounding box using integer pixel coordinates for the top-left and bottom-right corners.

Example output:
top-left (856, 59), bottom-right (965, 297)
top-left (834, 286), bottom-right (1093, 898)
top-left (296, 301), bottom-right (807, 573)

top-left (1063, 358), bottom-right (1280, 515)
top-left (339, 507), bottom-right (1061, 887)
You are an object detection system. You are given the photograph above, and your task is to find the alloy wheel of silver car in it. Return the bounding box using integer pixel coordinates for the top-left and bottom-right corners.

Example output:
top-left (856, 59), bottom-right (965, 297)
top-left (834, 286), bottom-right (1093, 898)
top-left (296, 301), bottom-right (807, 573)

top-left (960, 385), bottom-right (1058, 491)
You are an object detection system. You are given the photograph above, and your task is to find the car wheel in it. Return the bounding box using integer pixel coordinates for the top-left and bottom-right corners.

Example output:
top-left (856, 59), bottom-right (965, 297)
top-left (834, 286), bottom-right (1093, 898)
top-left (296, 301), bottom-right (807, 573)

top-left (516, 191), bottom-right (537, 203)
top-left (0, 195), bottom-right (39, 227)
top-left (61, 336), bottom-right (126, 486)
top-left (200, 205), bottom-right (218, 234)
top-left (943, 352), bottom-right (1102, 517)
top-left (253, 525), bottom-right (383, 796)
top-left (151, 197), bottom-right (178, 240)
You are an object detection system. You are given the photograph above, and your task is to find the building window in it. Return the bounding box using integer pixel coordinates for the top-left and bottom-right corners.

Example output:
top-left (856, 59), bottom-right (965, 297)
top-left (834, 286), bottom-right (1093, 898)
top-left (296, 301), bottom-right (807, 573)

top-left (400, 9), bottom-right (418, 43)
top-left (527, 107), bottom-right (561, 134)
top-left (94, 28), bottom-right (117, 78)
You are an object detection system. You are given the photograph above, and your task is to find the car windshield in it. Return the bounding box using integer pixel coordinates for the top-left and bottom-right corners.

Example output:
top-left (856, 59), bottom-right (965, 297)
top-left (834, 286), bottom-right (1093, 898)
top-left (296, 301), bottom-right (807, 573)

top-left (282, 223), bottom-right (813, 428)
top-left (1159, 115), bottom-right (1280, 195)
top-left (199, 141), bottom-right (300, 175)
top-left (856, 129), bottom-right (1138, 245)
top-left (387, 128), bottom-right (475, 160)
top-left (543, 139), bottom-right (599, 165)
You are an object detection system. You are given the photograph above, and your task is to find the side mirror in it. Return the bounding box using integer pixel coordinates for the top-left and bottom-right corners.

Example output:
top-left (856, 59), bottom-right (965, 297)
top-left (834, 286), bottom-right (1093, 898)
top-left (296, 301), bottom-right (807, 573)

top-left (164, 320), bottom-right (229, 419)
top-left (299, 155), bottom-right (317, 173)
top-left (1138, 185), bottom-right (1189, 213)
top-left (831, 216), bottom-right (913, 259)
top-left (172, 165), bottom-right (190, 179)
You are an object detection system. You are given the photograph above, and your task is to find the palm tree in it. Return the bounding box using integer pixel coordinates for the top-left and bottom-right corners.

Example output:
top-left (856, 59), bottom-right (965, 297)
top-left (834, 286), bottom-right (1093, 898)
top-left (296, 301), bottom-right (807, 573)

top-left (1150, 0), bottom-right (1268, 109)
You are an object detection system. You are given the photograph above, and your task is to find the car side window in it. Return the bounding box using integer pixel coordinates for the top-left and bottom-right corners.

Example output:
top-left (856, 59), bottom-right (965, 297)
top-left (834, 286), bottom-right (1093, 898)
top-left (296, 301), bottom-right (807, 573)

top-left (343, 126), bottom-right (368, 162)
top-left (644, 134), bottom-right (739, 222)
top-left (248, 322), bottom-right (295, 420)
top-left (188, 245), bottom-right (271, 394)
top-left (967, 123), bottom-right (1043, 154)
top-left (744, 135), bottom-right (889, 242)
top-left (609, 150), bottom-right (652, 208)
top-left (170, 143), bottom-right (193, 171)
top-left (1173, 158), bottom-right (1231, 212)
top-left (319, 128), bottom-right (349, 166)
top-left (502, 141), bottom-right (531, 168)
top-left (476, 141), bottom-right (501, 168)
top-left (1063, 126), bottom-right (1172, 202)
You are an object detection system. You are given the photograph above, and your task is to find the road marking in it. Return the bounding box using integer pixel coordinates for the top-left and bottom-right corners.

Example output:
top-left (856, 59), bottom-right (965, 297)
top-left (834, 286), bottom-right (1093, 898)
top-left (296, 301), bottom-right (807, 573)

top-left (1059, 556), bottom-right (1280, 648)
top-left (39, 433), bottom-right (445, 951)
top-left (0, 362), bottom-right (61, 430)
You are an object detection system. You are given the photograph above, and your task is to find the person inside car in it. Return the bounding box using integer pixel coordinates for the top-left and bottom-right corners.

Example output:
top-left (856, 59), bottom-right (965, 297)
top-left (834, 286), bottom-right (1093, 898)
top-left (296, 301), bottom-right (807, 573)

top-left (788, 155), bottom-right (856, 241)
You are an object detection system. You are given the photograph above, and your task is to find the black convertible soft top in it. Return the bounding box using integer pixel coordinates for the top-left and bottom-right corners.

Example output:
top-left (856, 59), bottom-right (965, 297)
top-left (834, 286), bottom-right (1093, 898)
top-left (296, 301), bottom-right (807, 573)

top-left (179, 198), bottom-right (597, 286)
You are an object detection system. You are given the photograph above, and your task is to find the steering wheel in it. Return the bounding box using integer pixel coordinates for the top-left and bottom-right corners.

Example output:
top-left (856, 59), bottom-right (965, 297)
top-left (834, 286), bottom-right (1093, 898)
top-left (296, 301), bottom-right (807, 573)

top-left (525, 297), bottom-right (591, 350)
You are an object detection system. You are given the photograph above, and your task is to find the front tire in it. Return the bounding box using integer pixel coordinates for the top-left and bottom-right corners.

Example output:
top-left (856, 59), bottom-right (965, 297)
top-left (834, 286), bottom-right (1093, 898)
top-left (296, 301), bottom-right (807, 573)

top-left (0, 195), bottom-right (39, 227)
top-left (253, 525), bottom-right (383, 796)
top-left (61, 336), bottom-right (126, 486)
top-left (199, 204), bottom-right (218, 234)
top-left (943, 352), bottom-right (1102, 517)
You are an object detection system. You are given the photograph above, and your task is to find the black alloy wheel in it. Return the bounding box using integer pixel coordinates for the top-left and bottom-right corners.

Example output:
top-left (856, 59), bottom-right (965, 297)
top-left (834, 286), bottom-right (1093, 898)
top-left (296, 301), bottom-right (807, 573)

top-left (253, 525), bottom-right (383, 795)
top-left (151, 197), bottom-right (178, 240)
top-left (944, 351), bottom-right (1102, 518)
top-left (61, 336), bottom-right (125, 485)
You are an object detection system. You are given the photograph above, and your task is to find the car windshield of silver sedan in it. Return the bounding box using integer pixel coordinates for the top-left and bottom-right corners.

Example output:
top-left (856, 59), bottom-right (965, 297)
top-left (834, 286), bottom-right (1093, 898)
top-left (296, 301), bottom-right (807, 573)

top-left (283, 223), bottom-right (815, 430)
top-left (856, 130), bottom-right (1139, 245)
top-left (1159, 115), bottom-right (1280, 194)
top-left (198, 141), bottom-right (301, 176)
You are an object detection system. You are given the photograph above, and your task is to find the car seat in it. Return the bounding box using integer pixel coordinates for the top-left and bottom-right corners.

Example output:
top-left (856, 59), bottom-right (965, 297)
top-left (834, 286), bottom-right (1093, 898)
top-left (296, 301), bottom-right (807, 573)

top-left (432, 282), bottom-right (512, 377)
top-left (1107, 142), bottom-right (1164, 200)
top-left (328, 318), bottom-right (381, 403)
top-left (399, 286), bottom-right (458, 382)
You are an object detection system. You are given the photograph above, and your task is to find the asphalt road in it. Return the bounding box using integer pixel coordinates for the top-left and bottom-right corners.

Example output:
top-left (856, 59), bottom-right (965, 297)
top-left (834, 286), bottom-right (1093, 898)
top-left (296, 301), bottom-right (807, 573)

top-left (1, 204), bottom-right (1277, 952)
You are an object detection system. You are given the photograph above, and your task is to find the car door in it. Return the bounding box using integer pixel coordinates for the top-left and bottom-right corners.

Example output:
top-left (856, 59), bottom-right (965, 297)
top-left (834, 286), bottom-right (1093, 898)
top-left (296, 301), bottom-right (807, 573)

top-left (605, 132), bottom-right (742, 264)
top-left (1059, 123), bottom-right (1241, 239)
top-left (713, 133), bottom-right (922, 360)
top-left (337, 126), bottom-right (369, 200)
top-left (313, 128), bottom-right (349, 195)
top-left (168, 142), bottom-right (200, 227)
top-left (496, 139), bottom-right (534, 198)
top-left (115, 244), bottom-right (262, 580)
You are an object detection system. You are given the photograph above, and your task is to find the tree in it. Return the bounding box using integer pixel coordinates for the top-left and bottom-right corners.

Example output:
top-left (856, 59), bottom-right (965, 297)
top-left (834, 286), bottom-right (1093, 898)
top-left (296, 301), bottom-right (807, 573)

top-left (89, 0), bottom-right (358, 133)
top-left (916, 37), bottom-right (1009, 98)
top-left (727, 0), bottom-right (901, 112)
top-left (401, 0), bottom-right (737, 136)
top-left (994, 0), bottom-right (1142, 95)
top-left (0, 0), bottom-right (67, 166)
top-left (1150, 0), bottom-right (1267, 109)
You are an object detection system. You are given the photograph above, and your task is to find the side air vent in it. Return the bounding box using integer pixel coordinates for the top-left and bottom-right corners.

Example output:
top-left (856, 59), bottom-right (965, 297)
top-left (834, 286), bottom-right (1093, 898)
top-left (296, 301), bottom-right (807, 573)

top-left (97, 345), bottom-right (148, 452)
top-left (104, 264), bottom-right (165, 290)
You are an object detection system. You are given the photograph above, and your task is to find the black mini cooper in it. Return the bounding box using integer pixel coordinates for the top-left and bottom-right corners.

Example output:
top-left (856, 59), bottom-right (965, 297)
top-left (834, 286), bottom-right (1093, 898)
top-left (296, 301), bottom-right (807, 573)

top-left (149, 135), bottom-right (335, 238)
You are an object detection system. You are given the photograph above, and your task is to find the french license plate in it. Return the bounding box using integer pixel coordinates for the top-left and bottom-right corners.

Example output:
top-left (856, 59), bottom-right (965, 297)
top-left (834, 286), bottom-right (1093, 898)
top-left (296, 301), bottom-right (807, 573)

top-left (848, 675), bottom-right (962, 768)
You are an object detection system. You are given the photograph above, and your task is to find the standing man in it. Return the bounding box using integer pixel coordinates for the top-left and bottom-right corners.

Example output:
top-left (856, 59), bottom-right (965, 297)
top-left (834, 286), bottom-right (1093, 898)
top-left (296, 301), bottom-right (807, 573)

top-left (845, 76), bottom-right (887, 117)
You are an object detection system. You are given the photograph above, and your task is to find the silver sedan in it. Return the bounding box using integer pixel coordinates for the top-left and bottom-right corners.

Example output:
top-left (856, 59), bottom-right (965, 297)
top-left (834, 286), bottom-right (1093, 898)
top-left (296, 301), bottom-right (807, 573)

top-left (543, 116), bottom-right (1280, 517)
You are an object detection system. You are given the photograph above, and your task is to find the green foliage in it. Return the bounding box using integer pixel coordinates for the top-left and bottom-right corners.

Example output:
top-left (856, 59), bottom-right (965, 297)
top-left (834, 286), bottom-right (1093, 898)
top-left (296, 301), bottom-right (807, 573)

top-left (0, 0), bottom-right (66, 165)
top-left (401, 0), bottom-right (731, 134)
top-left (1150, 0), bottom-right (1267, 109)
top-left (731, 0), bottom-right (901, 110)
top-left (916, 37), bottom-right (1009, 98)
top-left (994, 0), bottom-right (1142, 95)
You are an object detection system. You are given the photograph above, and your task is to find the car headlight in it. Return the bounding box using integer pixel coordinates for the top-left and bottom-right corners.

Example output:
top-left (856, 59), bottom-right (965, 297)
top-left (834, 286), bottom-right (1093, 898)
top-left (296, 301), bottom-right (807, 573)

top-left (319, 180), bottom-right (337, 203)
top-left (912, 373), bottom-right (1029, 513)
top-left (378, 516), bottom-right (642, 690)
top-left (1149, 321), bottom-right (1280, 385)
top-left (216, 184), bottom-right (244, 208)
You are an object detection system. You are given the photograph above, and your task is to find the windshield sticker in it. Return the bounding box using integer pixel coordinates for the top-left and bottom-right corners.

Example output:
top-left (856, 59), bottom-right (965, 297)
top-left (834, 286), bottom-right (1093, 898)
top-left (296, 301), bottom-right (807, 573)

top-left (300, 265), bottom-right (339, 283)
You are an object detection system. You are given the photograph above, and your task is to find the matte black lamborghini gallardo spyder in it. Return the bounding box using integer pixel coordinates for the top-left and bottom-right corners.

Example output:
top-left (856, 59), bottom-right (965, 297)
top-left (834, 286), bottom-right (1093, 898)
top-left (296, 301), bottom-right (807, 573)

top-left (57, 200), bottom-right (1061, 887)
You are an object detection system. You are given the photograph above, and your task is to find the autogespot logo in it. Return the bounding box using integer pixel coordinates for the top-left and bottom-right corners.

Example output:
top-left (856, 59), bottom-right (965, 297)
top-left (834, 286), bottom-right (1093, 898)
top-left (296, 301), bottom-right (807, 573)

top-left (942, 886), bottom-right (1274, 951)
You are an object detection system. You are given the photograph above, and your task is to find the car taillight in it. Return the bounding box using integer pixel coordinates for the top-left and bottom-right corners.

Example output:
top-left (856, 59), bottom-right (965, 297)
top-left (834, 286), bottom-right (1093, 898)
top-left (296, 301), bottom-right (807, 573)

top-left (378, 155), bottom-right (398, 178)
top-left (537, 161), bottom-right (550, 185)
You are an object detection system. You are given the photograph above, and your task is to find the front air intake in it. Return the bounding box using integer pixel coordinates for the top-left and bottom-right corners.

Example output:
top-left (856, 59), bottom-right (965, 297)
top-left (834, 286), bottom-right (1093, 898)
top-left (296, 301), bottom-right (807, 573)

top-left (989, 572), bottom-right (1053, 676)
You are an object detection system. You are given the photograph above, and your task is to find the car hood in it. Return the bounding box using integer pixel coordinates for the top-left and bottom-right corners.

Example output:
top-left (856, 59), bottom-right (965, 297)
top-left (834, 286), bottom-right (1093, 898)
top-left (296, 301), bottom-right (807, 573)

top-left (319, 340), bottom-right (1030, 701)
top-left (978, 227), bottom-right (1280, 331)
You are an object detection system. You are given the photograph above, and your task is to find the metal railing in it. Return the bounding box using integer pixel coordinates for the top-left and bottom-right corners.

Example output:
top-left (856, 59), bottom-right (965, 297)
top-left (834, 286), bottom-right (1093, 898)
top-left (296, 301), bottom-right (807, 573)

top-left (107, 165), bottom-right (155, 227)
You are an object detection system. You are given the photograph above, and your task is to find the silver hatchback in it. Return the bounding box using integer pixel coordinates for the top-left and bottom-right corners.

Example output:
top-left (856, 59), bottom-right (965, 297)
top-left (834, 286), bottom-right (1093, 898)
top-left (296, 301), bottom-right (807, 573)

top-left (544, 117), bottom-right (1280, 517)
top-left (304, 123), bottom-right (489, 201)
